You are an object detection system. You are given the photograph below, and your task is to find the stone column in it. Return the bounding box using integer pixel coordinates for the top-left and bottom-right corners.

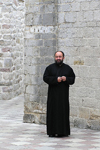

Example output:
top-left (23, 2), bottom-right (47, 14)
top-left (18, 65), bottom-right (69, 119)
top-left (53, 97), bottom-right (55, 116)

top-left (23, 0), bottom-right (57, 124)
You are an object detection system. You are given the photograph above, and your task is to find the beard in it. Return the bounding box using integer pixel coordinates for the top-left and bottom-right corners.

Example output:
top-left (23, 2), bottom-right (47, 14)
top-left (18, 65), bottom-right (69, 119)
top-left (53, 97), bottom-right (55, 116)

top-left (55, 59), bottom-right (63, 65)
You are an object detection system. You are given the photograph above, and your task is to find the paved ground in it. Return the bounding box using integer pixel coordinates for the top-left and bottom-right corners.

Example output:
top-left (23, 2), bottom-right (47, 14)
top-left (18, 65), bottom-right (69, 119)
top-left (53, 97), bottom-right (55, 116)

top-left (0, 95), bottom-right (100, 150)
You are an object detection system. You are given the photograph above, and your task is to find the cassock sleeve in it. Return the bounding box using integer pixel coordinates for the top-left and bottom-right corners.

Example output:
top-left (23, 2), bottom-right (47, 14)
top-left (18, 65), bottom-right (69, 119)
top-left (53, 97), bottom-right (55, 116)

top-left (43, 67), bottom-right (58, 85)
top-left (65, 68), bottom-right (75, 85)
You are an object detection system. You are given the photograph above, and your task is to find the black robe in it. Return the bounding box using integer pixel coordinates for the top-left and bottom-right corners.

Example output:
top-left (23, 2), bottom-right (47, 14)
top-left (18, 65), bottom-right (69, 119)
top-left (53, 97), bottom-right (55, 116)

top-left (43, 63), bottom-right (75, 136)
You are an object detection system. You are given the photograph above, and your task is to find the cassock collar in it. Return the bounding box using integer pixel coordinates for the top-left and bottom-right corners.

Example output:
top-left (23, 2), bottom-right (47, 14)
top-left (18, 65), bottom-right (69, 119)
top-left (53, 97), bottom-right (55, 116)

top-left (55, 63), bottom-right (64, 67)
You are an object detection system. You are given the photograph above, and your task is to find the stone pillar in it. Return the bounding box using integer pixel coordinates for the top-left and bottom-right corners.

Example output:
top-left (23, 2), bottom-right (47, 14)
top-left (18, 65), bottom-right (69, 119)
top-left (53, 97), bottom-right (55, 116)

top-left (23, 0), bottom-right (57, 124)
top-left (0, 0), bottom-right (25, 100)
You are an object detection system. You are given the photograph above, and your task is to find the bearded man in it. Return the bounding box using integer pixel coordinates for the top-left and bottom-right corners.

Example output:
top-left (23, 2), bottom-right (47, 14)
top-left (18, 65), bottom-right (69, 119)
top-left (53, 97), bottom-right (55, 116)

top-left (43, 51), bottom-right (75, 137)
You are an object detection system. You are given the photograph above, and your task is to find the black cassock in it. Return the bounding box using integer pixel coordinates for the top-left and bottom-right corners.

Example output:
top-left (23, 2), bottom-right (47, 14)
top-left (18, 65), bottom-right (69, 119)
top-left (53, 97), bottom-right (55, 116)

top-left (43, 63), bottom-right (75, 136)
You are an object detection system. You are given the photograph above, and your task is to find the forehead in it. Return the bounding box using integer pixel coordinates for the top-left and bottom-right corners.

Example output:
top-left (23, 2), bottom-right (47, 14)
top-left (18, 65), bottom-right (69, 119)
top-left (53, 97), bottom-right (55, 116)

top-left (55, 52), bottom-right (63, 56)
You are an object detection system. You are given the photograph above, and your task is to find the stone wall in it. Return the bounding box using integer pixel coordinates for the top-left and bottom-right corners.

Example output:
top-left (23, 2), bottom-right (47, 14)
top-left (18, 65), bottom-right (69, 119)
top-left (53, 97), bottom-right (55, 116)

top-left (24, 0), bottom-right (57, 123)
top-left (57, 0), bottom-right (100, 130)
top-left (24, 0), bottom-right (100, 130)
top-left (67, 0), bottom-right (100, 130)
top-left (0, 0), bottom-right (25, 100)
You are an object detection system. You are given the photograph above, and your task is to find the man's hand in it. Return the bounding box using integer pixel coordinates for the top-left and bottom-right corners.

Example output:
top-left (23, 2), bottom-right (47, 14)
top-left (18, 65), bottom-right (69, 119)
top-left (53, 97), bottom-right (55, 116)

top-left (61, 76), bottom-right (66, 81)
top-left (57, 77), bottom-right (62, 82)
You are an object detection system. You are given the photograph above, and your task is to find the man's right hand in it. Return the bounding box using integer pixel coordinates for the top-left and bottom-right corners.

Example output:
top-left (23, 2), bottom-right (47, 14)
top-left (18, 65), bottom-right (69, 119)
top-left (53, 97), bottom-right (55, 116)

top-left (57, 77), bottom-right (62, 82)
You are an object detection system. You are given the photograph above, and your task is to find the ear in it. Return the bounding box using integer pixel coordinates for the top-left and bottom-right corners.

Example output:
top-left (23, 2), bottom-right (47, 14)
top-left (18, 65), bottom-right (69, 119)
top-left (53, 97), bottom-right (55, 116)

top-left (63, 57), bottom-right (65, 60)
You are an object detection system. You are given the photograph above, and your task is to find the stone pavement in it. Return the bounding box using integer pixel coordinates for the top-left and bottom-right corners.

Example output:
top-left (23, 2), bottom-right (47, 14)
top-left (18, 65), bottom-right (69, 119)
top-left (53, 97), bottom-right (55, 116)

top-left (0, 95), bottom-right (100, 150)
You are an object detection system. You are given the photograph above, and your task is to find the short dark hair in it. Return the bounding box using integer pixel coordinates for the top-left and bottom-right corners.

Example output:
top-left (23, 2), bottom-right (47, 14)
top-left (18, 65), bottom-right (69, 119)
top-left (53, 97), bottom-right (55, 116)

top-left (54, 51), bottom-right (65, 57)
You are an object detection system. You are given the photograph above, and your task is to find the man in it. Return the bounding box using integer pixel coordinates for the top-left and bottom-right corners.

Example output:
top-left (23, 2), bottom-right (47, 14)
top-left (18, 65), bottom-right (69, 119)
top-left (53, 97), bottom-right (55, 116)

top-left (43, 51), bottom-right (75, 137)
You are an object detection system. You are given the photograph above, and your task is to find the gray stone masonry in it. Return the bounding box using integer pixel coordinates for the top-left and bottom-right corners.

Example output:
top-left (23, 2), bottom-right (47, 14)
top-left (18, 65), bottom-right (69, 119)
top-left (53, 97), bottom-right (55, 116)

top-left (24, 0), bottom-right (57, 123)
top-left (0, 0), bottom-right (25, 99)
top-left (0, 0), bottom-right (100, 131)
top-left (24, 0), bottom-right (100, 130)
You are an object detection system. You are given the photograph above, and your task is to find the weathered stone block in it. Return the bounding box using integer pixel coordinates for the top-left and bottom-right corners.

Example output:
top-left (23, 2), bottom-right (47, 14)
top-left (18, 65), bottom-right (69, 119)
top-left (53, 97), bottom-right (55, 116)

top-left (38, 76), bottom-right (44, 85)
top-left (94, 10), bottom-right (100, 21)
top-left (31, 76), bottom-right (38, 85)
top-left (40, 65), bottom-right (47, 75)
top-left (84, 11), bottom-right (93, 21)
top-left (35, 34), bottom-right (42, 39)
top-left (30, 95), bottom-right (40, 103)
top-left (65, 12), bottom-right (76, 22)
top-left (42, 33), bottom-right (56, 39)
top-left (39, 85), bottom-right (48, 96)
top-left (90, 109), bottom-right (100, 121)
top-left (40, 47), bottom-right (56, 56)
top-left (0, 40), bottom-right (4, 45)
top-left (0, 62), bottom-right (3, 67)
top-left (1, 92), bottom-right (13, 100)
top-left (27, 5), bottom-right (39, 13)
top-left (74, 118), bottom-right (87, 129)
top-left (81, 2), bottom-right (89, 11)
top-left (88, 38), bottom-right (99, 47)
top-left (44, 40), bottom-right (56, 47)
top-left (23, 114), bottom-right (35, 123)
top-left (47, 4), bottom-right (56, 13)
top-left (79, 107), bottom-right (90, 119)
top-left (40, 96), bottom-right (47, 104)
top-left (26, 85), bottom-right (38, 95)
top-left (95, 90), bottom-right (100, 100)
top-left (34, 114), bottom-right (40, 124)
top-left (2, 47), bottom-right (12, 52)
top-left (70, 106), bottom-right (78, 117)
top-left (25, 65), bottom-right (36, 75)
top-left (74, 60), bottom-right (84, 65)
top-left (25, 13), bottom-right (33, 25)
top-left (40, 114), bottom-right (46, 124)
top-left (2, 86), bottom-right (13, 92)
top-left (71, 2), bottom-right (80, 11)
top-left (3, 35), bottom-right (12, 39)
top-left (0, 68), bottom-right (10, 72)
top-left (58, 13), bottom-right (65, 23)
top-left (65, 39), bottom-right (73, 47)
top-left (43, 13), bottom-right (57, 25)
top-left (33, 14), bottom-right (42, 25)
top-left (88, 120), bottom-right (100, 130)
top-left (25, 39), bottom-right (43, 47)
top-left (2, 24), bottom-right (11, 29)
top-left (62, 4), bottom-right (71, 12)
top-left (36, 40), bottom-right (43, 46)
top-left (90, 1), bottom-right (100, 10)
top-left (4, 59), bottom-right (13, 67)
top-left (45, 57), bottom-right (54, 64)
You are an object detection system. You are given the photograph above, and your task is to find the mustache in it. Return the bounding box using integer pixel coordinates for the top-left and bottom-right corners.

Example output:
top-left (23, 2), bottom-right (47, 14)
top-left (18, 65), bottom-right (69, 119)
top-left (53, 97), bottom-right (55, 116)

top-left (56, 59), bottom-right (62, 61)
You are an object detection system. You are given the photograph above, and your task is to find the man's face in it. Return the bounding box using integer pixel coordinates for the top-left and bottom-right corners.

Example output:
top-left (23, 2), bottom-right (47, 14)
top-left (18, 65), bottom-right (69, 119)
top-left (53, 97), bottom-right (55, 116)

top-left (55, 52), bottom-right (64, 65)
